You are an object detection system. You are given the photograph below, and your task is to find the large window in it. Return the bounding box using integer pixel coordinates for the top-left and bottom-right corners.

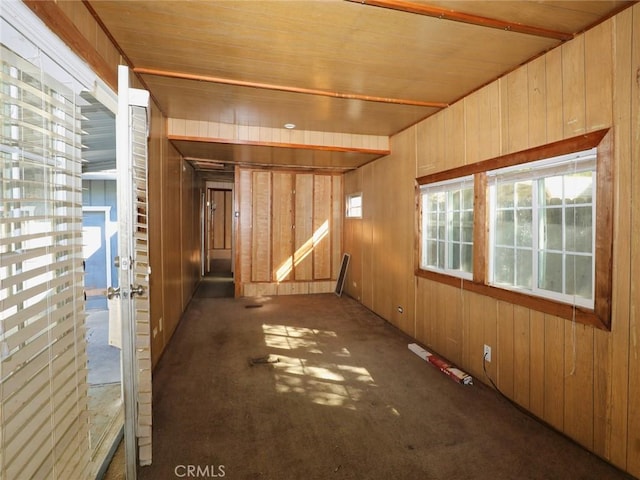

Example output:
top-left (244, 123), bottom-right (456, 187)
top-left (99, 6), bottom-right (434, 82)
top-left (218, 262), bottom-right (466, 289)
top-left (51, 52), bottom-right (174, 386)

top-left (420, 176), bottom-right (474, 279)
top-left (416, 129), bottom-right (613, 330)
top-left (488, 149), bottom-right (596, 308)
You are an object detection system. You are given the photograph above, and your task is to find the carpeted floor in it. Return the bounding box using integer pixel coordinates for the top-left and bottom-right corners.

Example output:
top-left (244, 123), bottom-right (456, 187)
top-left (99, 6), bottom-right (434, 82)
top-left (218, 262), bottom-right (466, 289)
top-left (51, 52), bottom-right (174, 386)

top-left (118, 291), bottom-right (634, 480)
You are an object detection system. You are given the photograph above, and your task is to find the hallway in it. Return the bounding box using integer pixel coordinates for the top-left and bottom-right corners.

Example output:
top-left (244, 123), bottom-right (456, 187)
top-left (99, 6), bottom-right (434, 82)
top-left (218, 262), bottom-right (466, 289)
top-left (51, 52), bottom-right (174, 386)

top-left (123, 293), bottom-right (631, 479)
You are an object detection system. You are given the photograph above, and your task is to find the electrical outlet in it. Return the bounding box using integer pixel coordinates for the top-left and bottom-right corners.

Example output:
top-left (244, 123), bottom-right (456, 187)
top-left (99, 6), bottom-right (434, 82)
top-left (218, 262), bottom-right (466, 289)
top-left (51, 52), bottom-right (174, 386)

top-left (483, 344), bottom-right (492, 362)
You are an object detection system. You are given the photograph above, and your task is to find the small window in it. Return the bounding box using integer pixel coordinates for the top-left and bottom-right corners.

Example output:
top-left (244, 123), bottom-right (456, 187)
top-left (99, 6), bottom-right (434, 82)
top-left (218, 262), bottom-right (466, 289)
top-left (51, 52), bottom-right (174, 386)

top-left (346, 192), bottom-right (362, 218)
top-left (420, 176), bottom-right (474, 279)
top-left (487, 148), bottom-right (596, 308)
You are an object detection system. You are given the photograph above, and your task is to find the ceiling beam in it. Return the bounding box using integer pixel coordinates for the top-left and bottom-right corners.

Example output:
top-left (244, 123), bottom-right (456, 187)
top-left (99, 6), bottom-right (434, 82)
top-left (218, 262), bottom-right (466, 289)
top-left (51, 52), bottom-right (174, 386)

top-left (347, 0), bottom-right (574, 41)
top-left (134, 67), bottom-right (448, 109)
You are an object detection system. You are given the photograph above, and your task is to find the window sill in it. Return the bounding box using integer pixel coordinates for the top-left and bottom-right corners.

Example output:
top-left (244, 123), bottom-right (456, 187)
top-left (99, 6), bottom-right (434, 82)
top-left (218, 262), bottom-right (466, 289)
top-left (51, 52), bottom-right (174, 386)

top-left (415, 268), bottom-right (610, 331)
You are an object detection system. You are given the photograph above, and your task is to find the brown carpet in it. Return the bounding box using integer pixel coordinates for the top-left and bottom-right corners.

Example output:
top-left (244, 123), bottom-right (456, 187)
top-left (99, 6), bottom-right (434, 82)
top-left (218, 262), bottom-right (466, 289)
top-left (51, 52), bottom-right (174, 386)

top-left (132, 293), bottom-right (632, 480)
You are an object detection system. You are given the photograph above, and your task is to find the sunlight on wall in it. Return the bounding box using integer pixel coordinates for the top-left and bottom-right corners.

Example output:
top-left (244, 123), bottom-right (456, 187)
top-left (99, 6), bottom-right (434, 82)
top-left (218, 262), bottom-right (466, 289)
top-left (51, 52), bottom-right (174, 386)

top-left (275, 220), bottom-right (329, 282)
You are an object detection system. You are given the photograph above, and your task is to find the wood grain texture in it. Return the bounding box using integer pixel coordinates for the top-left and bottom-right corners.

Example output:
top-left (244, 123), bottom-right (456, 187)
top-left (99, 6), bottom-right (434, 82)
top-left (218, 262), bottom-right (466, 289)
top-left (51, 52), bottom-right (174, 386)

top-left (313, 175), bottom-right (332, 280)
top-left (563, 321), bottom-right (594, 449)
top-left (497, 301), bottom-right (515, 398)
top-left (271, 173), bottom-right (294, 282)
top-left (331, 175), bottom-right (343, 280)
top-left (606, 7), bottom-right (633, 468)
top-left (562, 36), bottom-right (587, 138)
top-left (626, 5), bottom-right (640, 476)
top-left (294, 174), bottom-right (314, 280)
top-left (543, 314), bottom-right (565, 431)
top-left (251, 171), bottom-right (271, 282)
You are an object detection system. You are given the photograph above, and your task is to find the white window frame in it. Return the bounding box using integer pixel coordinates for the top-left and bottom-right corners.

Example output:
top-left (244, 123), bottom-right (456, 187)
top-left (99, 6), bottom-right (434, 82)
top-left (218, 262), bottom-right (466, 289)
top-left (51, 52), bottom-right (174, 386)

top-left (487, 148), bottom-right (597, 309)
top-left (345, 192), bottom-right (362, 219)
top-left (419, 175), bottom-right (474, 280)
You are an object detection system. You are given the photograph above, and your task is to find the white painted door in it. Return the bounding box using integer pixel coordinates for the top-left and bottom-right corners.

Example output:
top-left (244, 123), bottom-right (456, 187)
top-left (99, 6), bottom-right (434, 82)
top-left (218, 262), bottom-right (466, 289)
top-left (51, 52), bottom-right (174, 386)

top-left (115, 65), bottom-right (152, 478)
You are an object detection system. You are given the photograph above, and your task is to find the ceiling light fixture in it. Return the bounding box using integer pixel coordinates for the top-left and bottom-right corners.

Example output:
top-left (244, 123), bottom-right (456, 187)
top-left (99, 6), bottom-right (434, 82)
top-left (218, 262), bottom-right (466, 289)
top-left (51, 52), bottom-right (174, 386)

top-left (284, 123), bottom-right (296, 129)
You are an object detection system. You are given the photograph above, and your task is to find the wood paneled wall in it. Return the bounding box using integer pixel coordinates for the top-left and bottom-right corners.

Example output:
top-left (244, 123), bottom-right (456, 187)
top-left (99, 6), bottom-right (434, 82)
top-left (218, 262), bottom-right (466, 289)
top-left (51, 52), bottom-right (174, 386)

top-left (344, 6), bottom-right (640, 477)
top-left (237, 167), bottom-right (342, 296)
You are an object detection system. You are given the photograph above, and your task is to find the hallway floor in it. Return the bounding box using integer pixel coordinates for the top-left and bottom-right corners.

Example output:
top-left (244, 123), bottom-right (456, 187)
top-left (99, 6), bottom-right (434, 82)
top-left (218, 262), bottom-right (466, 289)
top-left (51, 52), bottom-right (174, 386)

top-left (103, 291), bottom-right (633, 479)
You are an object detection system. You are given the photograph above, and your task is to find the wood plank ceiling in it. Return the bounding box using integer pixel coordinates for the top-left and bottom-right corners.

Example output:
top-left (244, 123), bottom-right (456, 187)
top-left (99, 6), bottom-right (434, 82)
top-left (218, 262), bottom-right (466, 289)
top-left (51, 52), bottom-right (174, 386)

top-left (87, 0), bottom-right (632, 179)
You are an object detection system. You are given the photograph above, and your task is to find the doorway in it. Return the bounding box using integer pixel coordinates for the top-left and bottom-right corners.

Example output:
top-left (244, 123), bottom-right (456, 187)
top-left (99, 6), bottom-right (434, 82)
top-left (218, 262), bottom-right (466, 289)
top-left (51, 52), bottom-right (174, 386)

top-left (80, 98), bottom-right (123, 476)
top-left (199, 182), bottom-right (235, 298)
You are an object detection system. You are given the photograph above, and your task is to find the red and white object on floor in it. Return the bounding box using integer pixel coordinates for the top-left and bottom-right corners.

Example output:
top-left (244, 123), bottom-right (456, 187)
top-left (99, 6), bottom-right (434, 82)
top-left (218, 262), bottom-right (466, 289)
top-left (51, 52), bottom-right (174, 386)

top-left (408, 343), bottom-right (473, 385)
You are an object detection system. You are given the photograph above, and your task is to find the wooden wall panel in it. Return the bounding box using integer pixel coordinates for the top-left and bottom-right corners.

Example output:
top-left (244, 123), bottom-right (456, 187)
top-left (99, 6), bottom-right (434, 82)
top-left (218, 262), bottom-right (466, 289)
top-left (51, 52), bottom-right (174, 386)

top-left (343, 169), bottom-right (362, 300)
top-left (272, 173), bottom-right (294, 282)
top-left (313, 175), bottom-right (332, 280)
top-left (212, 190), bottom-right (226, 249)
top-left (563, 322), bottom-right (595, 450)
top-left (527, 56), bottom-right (548, 147)
top-left (251, 171), bottom-right (271, 282)
top-left (161, 142), bottom-right (184, 341)
top-left (348, 10), bottom-right (639, 477)
top-left (605, 6), bottom-right (633, 469)
top-left (585, 22), bottom-right (613, 131)
top-left (444, 102), bottom-right (466, 168)
top-left (224, 191), bottom-right (233, 249)
top-left (371, 159), bottom-right (392, 322)
top-left (331, 175), bottom-right (343, 279)
top-left (528, 310), bottom-right (546, 418)
top-left (543, 315), bottom-right (565, 431)
top-left (502, 67), bottom-right (530, 153)
top-left (294, 174), bottom-right (313, 280)
top-left (561, 36), bottom-right (586, 138)
top-left (238, 169), bottom-right (253, 290)
top-left (181, 160), bottom-right (200, 311)
top-left (513, 305), bottom-right (531, 409)
top-left (545, 47), bottom-right (564, 144)
top-left (626, 5), bottom-right (640, 476)
top-left (497, 301), bottom-right (515, 398)
top-left (360, 163), bottom-right (374, 309)
top-left (236, 169), bottom-right (342, 294)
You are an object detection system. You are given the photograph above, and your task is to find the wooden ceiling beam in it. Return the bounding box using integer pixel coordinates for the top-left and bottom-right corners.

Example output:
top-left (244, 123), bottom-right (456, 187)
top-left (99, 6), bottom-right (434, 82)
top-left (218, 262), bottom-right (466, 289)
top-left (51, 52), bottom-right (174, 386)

top-left (347, 0), bottom-right (574, 41)
top-left (134, 67), bottom-right (448, 109)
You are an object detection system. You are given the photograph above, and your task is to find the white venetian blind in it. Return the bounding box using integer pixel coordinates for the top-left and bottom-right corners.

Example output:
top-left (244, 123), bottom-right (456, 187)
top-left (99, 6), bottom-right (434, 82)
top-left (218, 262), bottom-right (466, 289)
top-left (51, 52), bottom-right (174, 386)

top-left (0, 45), bottom-right (90, 479)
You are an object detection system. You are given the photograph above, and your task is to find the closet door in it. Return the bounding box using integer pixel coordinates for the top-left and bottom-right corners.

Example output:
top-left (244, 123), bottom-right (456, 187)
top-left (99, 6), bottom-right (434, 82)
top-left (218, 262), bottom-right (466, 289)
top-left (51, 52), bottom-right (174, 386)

top-left (272, 173), bottom-right (294, 282)
top-left (294, 174), bottom-right (313, 280)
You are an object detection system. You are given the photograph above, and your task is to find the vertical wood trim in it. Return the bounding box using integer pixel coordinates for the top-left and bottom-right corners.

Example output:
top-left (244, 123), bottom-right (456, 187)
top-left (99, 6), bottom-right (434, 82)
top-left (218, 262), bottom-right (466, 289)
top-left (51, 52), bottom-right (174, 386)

top-left (473, 173), bottom-right (487, 284)
top-left (251, 171), bottom-right (271, 282)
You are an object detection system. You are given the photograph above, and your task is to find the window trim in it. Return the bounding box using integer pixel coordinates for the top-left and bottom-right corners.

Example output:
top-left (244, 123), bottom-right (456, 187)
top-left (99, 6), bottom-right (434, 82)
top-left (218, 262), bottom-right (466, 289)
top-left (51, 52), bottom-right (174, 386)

top-left (345, 192), bottom-right (363, 219)
top-left (416, 129), bottom-right (613, 331)
top-left (419, 175), bottom-right (474, 280)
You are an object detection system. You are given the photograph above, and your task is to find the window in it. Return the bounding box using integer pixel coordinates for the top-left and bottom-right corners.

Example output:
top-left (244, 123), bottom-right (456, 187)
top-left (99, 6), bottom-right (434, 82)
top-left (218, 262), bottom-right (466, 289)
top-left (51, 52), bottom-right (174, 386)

top-left (415, 129), bottom-right (613, 330)
top-left (346, 192), bottom-right (362, 218)
top-left (420, 176), bottom-right (474, 279)
top-left (488, 149), bottom-right (596, 308)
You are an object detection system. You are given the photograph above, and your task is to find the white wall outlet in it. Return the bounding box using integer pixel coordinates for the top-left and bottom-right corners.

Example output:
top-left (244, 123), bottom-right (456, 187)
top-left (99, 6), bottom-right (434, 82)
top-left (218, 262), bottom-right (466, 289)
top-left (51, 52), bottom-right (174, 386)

top-left (483, 344), bottom-right (492, 362)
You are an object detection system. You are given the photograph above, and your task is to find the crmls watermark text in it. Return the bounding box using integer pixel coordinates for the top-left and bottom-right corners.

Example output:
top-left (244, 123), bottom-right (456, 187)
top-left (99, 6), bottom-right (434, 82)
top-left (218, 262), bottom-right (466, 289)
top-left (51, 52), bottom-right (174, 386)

top-left (174, 464), bottom-right (226, 478)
